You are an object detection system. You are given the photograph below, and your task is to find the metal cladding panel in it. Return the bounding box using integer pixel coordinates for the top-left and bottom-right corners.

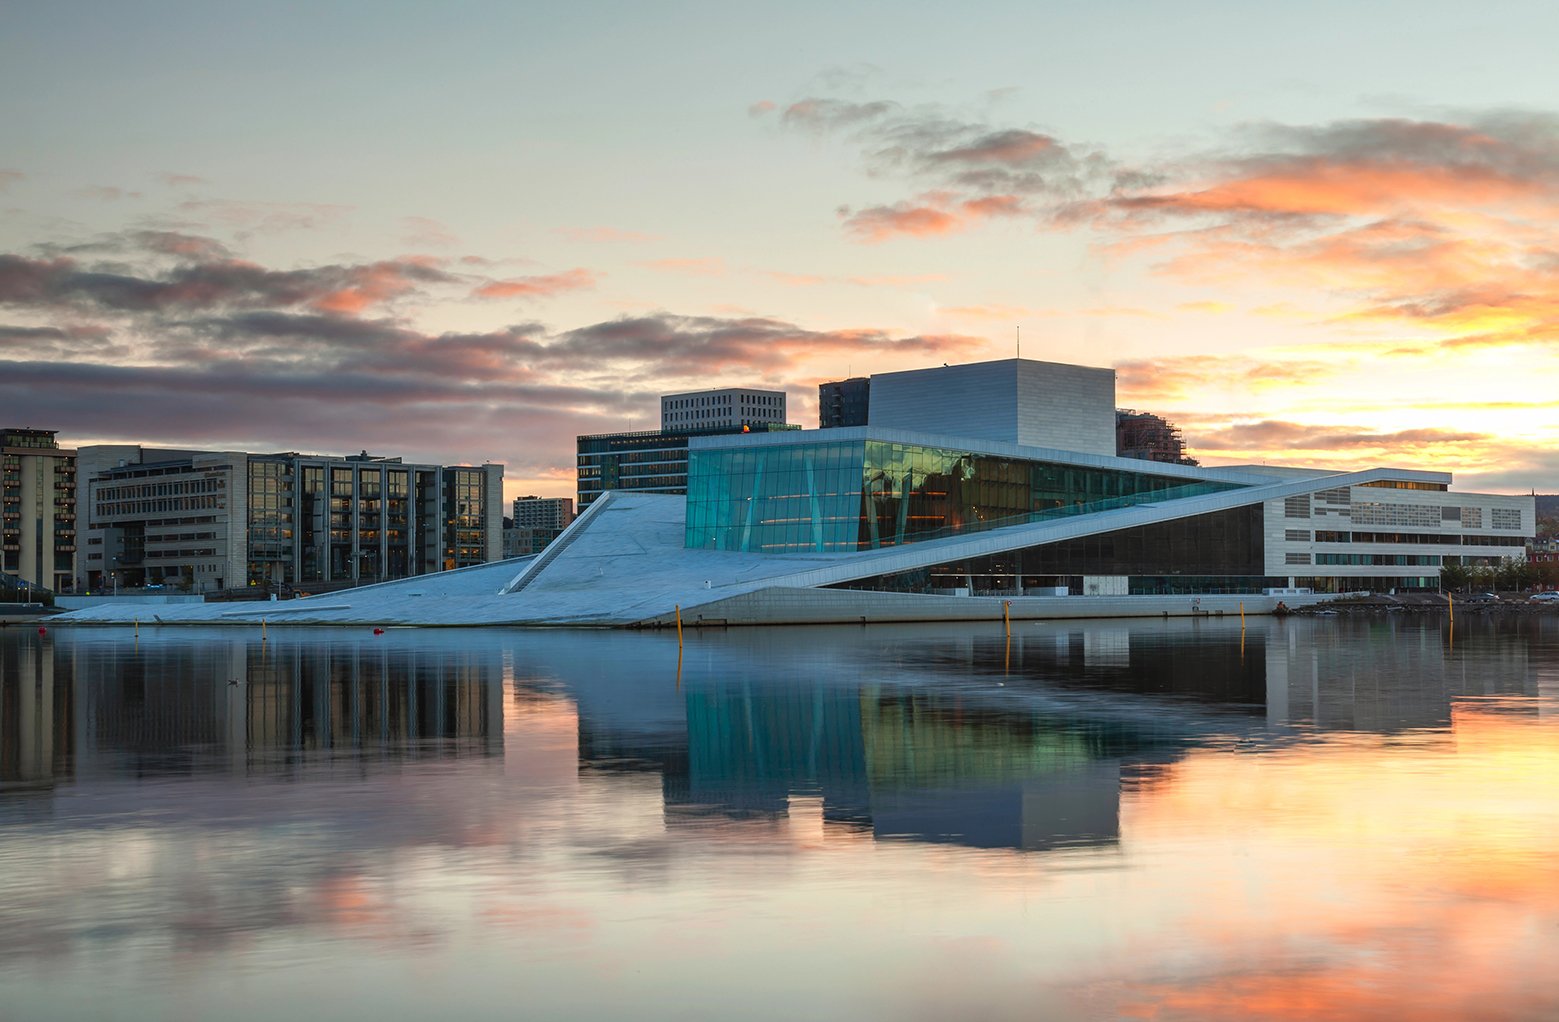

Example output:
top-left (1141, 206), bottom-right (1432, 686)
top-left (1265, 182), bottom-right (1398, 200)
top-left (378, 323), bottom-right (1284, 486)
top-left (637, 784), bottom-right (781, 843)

top-left (868, 359), bottom-right (1115, 455)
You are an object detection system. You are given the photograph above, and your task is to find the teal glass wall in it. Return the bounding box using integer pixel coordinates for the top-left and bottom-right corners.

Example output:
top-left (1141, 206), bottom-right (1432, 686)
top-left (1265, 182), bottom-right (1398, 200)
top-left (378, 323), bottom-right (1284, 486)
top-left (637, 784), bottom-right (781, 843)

top-left (686, 440), bottom-right (866, 552)
top-left (686, 438), bottom-right (1247, 553)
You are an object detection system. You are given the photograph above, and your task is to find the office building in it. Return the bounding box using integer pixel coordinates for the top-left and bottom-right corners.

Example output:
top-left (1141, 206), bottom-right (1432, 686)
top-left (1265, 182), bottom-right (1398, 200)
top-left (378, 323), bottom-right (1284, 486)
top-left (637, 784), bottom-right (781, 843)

top-left (660, 387), bottom-right (787, 431)
top-left (1, 428), bottom-right (77, 593)
top-left (577, 422), bottom-right (799, 509)
top-left (505, 495), bottom-right (577, 557)
top-left (76, 445), bottom-right (502, 592)
top-left (819, 377), bottom-right (870, 428)
top-left (512, 495), bottom-right (575, 531)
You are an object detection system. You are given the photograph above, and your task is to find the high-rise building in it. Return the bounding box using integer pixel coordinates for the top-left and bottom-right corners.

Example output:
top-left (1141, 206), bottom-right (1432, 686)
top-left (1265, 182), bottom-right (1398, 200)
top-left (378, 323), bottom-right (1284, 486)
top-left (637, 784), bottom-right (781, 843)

top-left (1, 428), bottom-right (76, 593)
top-left (660, 388), bottom-right (787, 431)
top-left (76, 445), bottom-right (502, 592)
top-left (819, 377), bottom-right (870, 428)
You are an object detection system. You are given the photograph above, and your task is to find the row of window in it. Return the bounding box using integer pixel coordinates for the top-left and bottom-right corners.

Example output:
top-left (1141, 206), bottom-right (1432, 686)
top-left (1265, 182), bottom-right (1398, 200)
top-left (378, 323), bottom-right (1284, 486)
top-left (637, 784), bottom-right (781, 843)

top-left (1289, 530), bottom-right (1529, 547)
top-left (1286, 496), bottom-right (1527, 531)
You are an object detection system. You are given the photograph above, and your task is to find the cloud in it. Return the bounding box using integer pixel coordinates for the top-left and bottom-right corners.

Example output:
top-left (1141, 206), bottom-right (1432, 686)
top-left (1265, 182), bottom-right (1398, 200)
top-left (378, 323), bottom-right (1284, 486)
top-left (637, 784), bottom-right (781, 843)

top-left (158, 172), bottom-right (205, 187)
top-left (840, 202), bottom-right (963, 241)
top-left (0, 234), bottom-right (989, 486)
top-left (1192, 419), bottom-right (1489, 452)
top-left (0, 251), bottom-right (455, 315)
top-left (1115, 354), bottom-right (1335, 401)
top-left (840, 193), bottom-right (1027, 241)
top-left (775, 93), bottom-right (1559, 354)
top-left (775, 93), bottom-right (1112, 219)
top-left (549, 313), bottom-right (986, 379)
top-left (0, 170), bottom-right (24, 192)
top-left (0, 322), bottom-right (120, 360)
top-left (471, 268), bottom-right (599, 300)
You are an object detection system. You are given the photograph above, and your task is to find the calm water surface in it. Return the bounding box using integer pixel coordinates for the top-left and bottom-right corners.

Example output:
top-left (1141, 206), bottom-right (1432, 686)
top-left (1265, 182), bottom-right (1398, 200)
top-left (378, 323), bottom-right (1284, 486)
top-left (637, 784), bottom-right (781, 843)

top-left (2, 617), bottom-right (1558, 1020)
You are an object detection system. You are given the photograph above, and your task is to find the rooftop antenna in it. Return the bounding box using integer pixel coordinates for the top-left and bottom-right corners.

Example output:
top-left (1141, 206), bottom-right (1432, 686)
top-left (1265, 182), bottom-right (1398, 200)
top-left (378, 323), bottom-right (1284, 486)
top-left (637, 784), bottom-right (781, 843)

top-left (1016, 325), bottom-right (1021, 359)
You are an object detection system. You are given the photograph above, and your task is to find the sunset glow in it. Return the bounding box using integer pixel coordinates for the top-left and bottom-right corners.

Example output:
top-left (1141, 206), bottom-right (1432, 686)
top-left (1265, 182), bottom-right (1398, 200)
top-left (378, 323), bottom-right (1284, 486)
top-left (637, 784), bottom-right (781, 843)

top-left (4, 4), bottom-right (1559, 498)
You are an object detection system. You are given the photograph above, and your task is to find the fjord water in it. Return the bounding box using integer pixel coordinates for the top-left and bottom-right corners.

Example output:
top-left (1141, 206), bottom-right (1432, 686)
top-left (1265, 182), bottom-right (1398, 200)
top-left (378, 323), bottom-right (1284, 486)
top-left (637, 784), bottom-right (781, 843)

top-left (3, 617), bottom-right (1557, 1021)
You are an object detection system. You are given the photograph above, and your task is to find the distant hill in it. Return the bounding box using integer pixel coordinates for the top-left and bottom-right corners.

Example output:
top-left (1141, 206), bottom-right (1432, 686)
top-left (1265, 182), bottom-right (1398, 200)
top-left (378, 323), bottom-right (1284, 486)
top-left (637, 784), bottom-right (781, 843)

top-left (1537, 495), bottom-right (1559, 519)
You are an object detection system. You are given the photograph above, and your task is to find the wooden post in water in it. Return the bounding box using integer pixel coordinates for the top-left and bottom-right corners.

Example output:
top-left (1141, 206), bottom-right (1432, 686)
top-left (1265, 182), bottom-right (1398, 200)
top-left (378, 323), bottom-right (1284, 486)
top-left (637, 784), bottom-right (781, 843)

top-left (675, 605), bottom-right (683, 647)
top-left (1003, 600), bottom-right (1011, 637)
top-left (1239, 602), bottom-right (1245, 626)
top-left (261, 618), bottom-right (267, 640)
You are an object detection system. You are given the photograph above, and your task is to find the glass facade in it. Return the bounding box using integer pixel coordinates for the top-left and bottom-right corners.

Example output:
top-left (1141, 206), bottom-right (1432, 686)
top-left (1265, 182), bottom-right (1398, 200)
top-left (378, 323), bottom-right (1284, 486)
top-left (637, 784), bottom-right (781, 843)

top-left (443, 468), bottom-right (488, 570)
top-left (246, 458), bottom-right (293, 586)
top-left (685, 438), bottom-right (1245, 553)
top-left (827, 507), bottom-right (1275, 595)
top-left (577, 423), bottom-right (800, 509)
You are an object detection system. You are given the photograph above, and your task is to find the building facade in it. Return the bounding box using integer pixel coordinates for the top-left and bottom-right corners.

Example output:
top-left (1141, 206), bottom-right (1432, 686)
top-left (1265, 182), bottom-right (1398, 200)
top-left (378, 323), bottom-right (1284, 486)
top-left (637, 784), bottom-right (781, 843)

top-left (577, 423), bottom-right (798, 509)
top-left (818, 377), bottom-right (870, 428)
top-left (77, 446), bottom-right (502, 592)
top-left (504, 495), bottom-right (577, 558)
top-left (512, 495), bottom-right (575, 531)
top-left (868, 359), bottom-right (1117, 456)
top-left (660, 388), bottom-right (787, 432)
top-left (685, 426), bottom-right (1531, 595)
top-left (1, 428), bottom-right (77, 593)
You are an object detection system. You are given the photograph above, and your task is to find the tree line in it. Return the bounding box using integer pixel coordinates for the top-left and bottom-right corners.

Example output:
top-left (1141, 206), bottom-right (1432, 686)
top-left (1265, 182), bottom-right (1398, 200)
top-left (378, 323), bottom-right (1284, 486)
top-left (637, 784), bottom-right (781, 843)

top-left (1439, 557), bottom-right (1559, 593)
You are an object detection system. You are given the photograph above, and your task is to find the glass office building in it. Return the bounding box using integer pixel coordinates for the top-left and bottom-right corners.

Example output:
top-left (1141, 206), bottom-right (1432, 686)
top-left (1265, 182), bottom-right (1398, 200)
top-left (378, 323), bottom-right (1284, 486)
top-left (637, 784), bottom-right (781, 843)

top-left (684, 435), bottom-right (1244, 553)
top-left (577, 423), bottom-right (800, 509)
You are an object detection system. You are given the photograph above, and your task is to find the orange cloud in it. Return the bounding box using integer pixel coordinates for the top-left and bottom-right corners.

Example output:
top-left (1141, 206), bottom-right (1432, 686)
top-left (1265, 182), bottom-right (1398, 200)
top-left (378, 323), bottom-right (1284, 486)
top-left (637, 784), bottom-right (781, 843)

top-left (841, 194), bottom-right (1026, 242)
top-left (842, 202), bottom-right (964, 241)
top-left (471, 268), bottom-right (599, 300)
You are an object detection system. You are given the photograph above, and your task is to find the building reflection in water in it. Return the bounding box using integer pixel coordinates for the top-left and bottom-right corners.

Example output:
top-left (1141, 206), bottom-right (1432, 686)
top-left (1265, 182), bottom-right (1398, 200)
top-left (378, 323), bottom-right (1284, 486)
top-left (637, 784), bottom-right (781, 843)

top-left (544, 617), bottom-right (1540, 855)
top-left (0, 630), bottom-right (502, 791)
top-left (0, 635), bottom-right (74, 788)
top-left (0, 616), bottom-right (1543, 855)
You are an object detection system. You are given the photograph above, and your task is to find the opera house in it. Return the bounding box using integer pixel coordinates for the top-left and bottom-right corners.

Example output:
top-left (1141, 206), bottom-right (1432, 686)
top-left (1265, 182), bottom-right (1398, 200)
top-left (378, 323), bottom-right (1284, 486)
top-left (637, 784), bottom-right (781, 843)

top-left (56, 358), bottom-right (1533, 628)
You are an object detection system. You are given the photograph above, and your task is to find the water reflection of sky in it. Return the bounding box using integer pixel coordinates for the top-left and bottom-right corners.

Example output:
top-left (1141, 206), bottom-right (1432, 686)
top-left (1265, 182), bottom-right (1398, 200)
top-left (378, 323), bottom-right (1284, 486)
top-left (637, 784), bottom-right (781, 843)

top-left (1, 618), bottom-right (1557, 1020)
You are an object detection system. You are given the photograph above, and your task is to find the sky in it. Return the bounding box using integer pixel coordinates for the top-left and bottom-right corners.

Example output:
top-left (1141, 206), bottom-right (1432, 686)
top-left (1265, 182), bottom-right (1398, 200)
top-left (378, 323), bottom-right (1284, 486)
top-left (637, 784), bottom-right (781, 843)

top-left (5, 0), bottom-right (1559, 499)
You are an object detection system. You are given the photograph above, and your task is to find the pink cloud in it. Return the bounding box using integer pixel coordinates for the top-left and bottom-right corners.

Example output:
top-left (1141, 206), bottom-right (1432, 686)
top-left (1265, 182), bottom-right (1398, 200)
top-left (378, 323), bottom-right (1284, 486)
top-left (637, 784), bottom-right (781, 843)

top-left (471, 268), bottom-right (600, 300)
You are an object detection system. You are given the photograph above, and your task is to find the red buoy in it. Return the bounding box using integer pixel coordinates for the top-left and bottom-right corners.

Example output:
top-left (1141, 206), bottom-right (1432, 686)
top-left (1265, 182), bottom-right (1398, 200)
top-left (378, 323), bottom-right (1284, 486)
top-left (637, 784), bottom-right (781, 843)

top-left (373, 627), bottom-right (384, 635)
top-left (37, 626), bottom-right (46, 635)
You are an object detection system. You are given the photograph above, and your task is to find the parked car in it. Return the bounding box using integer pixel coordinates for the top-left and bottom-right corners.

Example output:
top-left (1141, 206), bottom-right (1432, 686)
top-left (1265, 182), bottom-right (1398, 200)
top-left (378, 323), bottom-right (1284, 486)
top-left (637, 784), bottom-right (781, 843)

top-left (1529, 591), bottom-right (1559, 603)
top-left (1467, 592), bottom-right (1500, 602)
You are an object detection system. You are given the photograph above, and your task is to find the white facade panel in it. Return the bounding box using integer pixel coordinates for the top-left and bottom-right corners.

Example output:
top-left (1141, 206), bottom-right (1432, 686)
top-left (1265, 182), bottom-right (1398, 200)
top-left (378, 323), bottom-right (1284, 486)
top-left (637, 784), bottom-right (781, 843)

top-left (1263, 482), bottom-right (1534, 588)
top-left (867, 358), bottom-right (1116, 455)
